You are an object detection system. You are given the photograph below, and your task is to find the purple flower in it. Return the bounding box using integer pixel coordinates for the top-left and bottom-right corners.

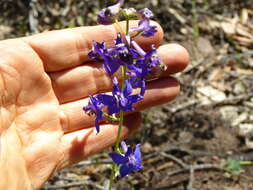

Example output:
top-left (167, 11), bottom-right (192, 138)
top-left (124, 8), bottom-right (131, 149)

top-left (128, 59), bottom-right (150, 78)
top-left (88, 41), bottom-right (107, 61)
top-left (138, 8), bottom-right (154, 19)
top-left (90, 33), bottom-right (162, 77)
top-left (103, 55), bottom-right (121, 75)
top-left (108, 34), bottom-right (133, 66)
top-left (144, 44), bottom-right (161, 67)
top-left (129, 76), bottom-right (146, 97)
top-left (89, 34), bottom-right (140, 75)
top-left (97, 0), bottom-right (124, 25)
top-left (109, 141), bottom-right (142, 177)
top-left (83, 95), bottom-right (104, 133)
top-left (129, 19), bottom-right (157, 37)
top-left (129, 41), bottom-right (161, 78)
top-left (99, 78), bottom-right (142, 115)
top-left (88, 41), bottom-right (120, 75)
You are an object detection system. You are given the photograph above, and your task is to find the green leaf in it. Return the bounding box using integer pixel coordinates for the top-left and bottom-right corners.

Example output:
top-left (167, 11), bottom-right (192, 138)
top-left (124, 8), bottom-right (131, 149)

top-left (226, 160), bottom-right (243, 173)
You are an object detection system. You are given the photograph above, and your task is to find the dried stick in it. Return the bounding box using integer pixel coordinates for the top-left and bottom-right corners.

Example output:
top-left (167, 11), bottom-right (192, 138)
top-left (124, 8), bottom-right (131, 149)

top-left (167, 164), bottom-right (223, 177)
top-left (187, 165), bottom-right (195, 190)
top-left (160, 152), bottom-right (188, 169)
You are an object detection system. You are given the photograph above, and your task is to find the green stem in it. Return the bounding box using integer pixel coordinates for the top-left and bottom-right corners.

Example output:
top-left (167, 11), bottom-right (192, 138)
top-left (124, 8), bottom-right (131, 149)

top-left (115, 110), bottom-right (124, 151)
top-left (108, 18), bottom-right (129, 190)
top-left (108, 68), bottom-right (127, 190)
top-left (115, 66), bottom-right (126, 151)
top-left (103, 113), bottom-right (120, 122)
top-left (192, 0), bottom-right (199, 40)
top-left (108, 164), bottom-right (115, 190)
top-left (240, 161), bottom-right (253, 165)
top-left (126, 19), bottom-right (129, 35)
top-left (131, 31), bottom-right (142, 38)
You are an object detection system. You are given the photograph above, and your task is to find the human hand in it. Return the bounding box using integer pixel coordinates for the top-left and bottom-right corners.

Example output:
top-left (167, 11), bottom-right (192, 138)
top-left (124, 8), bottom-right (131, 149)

top-left (0, 21), bottom-right (188, 190)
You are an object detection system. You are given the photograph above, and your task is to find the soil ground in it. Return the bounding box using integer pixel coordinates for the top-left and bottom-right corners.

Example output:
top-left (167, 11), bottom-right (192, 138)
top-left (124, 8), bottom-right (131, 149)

top-left (1, 0), bottom-right (253, 189)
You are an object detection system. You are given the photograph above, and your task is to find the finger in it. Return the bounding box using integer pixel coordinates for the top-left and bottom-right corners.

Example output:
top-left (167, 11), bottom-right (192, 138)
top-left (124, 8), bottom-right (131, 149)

top-left (59, 112), bottom-right (141, 169)
top-left (22, 21), bottom-right (163, 72)
top-left (50, 43), bottom-right (188, 103)
top-left (158, 43), bottom-right (189, 76)
top-left (59, 77), bottom-right (179, 133)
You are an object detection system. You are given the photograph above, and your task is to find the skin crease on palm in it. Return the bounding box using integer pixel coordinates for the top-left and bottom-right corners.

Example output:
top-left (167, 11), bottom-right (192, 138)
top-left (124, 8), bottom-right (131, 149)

top-left (0, 21), bottom-right (189, 190)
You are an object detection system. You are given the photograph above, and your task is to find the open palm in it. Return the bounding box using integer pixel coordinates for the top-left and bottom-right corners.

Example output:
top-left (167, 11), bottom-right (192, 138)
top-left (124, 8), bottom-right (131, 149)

top-left (0, 22), bottom-right (188, 190)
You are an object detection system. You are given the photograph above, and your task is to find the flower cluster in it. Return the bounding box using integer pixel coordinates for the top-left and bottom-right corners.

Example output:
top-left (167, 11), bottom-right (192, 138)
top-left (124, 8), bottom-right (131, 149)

top-left (83, 0), bottom-right (163, 178)
top-left (85, 36), bottom-right (161, 133)
top-left (109, 141), bottom-right (142, 177)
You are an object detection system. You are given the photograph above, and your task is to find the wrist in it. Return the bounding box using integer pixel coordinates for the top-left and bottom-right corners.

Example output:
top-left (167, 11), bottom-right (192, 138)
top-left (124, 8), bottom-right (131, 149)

top-left (0, 132), bottom-right (33, 190)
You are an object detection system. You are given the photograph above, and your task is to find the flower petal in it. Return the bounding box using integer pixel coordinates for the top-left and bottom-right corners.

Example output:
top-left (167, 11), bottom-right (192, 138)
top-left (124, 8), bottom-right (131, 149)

top-left (99, 94), bottom-right (114, 105)
top-left (120, 164), bottom-right (133, 177)
top-left (120, 141), bottom-right (128, 153)
top-left (125, 147), bottom-right (134, 157)
top-left (123, 79), bottom-right (133, 96)
top-left (95, 118), bottom-right (100, 133)
top-left (109, 152), bottom-right (128, 164)
top-left (134, 144), bottom-right (142, 170)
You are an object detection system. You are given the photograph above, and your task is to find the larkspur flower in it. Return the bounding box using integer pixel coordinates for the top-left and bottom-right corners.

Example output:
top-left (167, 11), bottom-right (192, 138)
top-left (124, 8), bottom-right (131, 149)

top-left (108, 33), bottom-right (133, 66)
top-left (128, 8), bottom-right (156, 37)
top-left (88, 41), bottom-right (107, 61)
top-left (129, 76), bottom-right (146, 97)
top-left (138, 8), bottom-right (154, 19)
top-left (99, 78), bottom-right (142, 115)
top-left (130, 41), bottom-right (161, 78)
top-left (88, 40), bottom-right (120, 75)
top-left (83, 95), bottom-right (104, 133)
top-left (97, 0), bottom-right (124, 25)
top-left (144, 44), bottom-right (161, 67)
top-left (129, 19), bottom-right (157, 37)
top-left (109, 141), bottom-right (142, 177)
top-left (103, 55), bottom-right (121, 75)
top-left (89, 33), bottom-right (157, 76)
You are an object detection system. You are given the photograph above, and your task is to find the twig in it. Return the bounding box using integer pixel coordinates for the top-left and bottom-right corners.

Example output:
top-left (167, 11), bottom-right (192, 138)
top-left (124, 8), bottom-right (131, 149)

top-left (160, 152), bottom-right (196, 189)
top-left (44, 181), bottom-right (104, 190)
top-left (146, 145), bottom-right (253, 163)
top-left (219, 51), bottom-right (253, 65)
top-left (181, 58), bottom-right (205, 74)
top-left (197, 92), bottom-right (253, 108)
top-left (167, 164), bottom-right (223, 177)
top-left (163, 146), bottom-right (227, 158)
top-left (187, 165), bottom-right (195, 190)
top-left (143, 145), bottom-right (224, 163)
top-left (164, 92), bottom-right (253, 114)
top-left (160, 152), bottom-right (188, 169)
top-left (229, 151), bottom-right (253, 161)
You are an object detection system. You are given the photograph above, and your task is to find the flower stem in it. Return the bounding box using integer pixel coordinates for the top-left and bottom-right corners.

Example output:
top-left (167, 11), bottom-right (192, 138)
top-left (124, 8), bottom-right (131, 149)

top-left (126, 19), bottom-right (129, 35)
top-left (115, 66), bottom-right (126, 151)
top-left (108, 18), bottom-right (129, 190)
top-left (240, 161), bottom-right (253, 165)
top-left (108, 164), bottom-right (115, 190)
top-left (115, 110), bottom-right (124, 150)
